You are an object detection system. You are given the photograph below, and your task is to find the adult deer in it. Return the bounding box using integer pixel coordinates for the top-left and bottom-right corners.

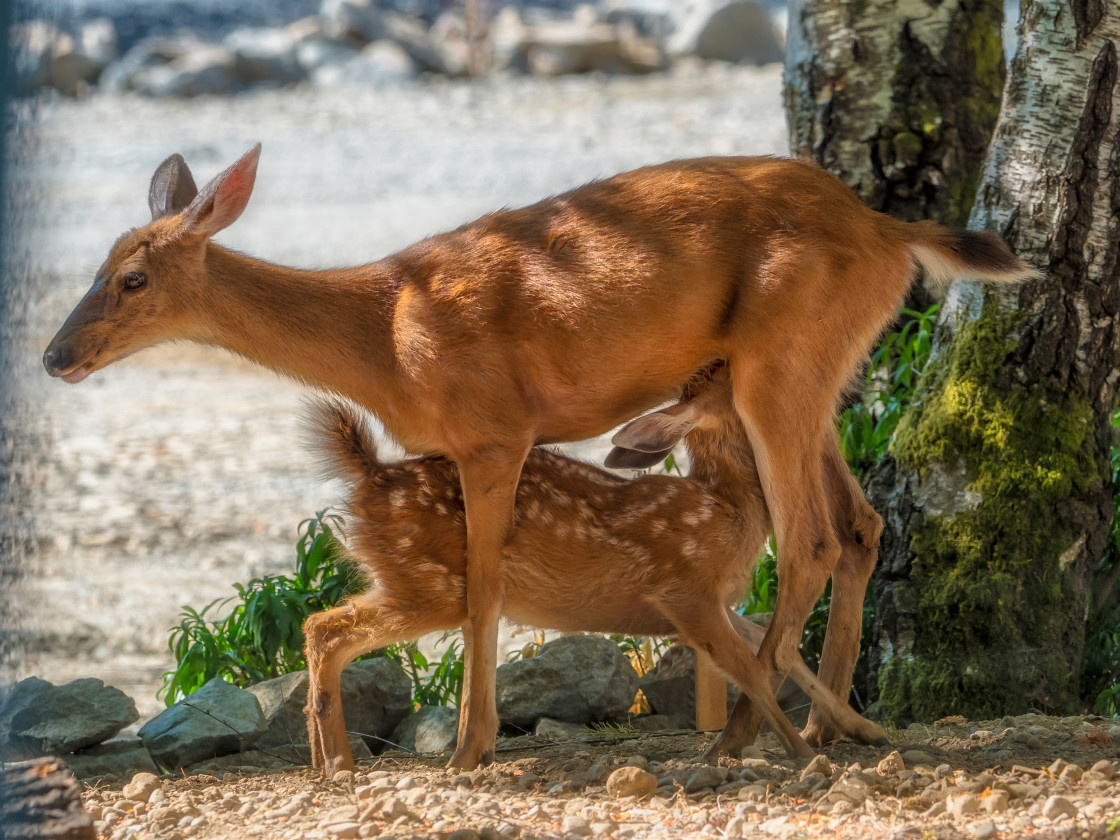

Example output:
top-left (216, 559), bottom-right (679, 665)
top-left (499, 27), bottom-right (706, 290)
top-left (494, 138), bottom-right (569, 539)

top-left (43, 145), bottom-right (1033, 768)
top-left (303, 367), bottom-right (888, 775)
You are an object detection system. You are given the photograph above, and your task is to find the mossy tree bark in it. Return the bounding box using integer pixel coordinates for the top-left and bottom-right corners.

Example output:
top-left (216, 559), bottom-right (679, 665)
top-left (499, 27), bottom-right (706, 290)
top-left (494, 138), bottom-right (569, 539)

top-left (868, 0), bottom-right (1120, 722)
top-left (784, 0), bottom-right (1005, 230)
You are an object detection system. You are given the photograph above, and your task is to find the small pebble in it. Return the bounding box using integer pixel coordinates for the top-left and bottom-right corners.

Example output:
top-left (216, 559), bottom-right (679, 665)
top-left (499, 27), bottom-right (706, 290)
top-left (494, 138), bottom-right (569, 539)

top-left (982, 790), bottom-right (1009, 813)
top-left (949, 794), bottom-right (980, 818)
top-left (800, 754), bottom-right (831, 780)
top-left (1090, 759), bottom-right (1116, 779)
top-left (973, 819), bottom-right (997, 839)
top-left (1041, 795), bottom-right (1078, 820)
top-left (876, 751), bottom-right (905, 775)
top-left (606, 767), bottom-right (657, 800)
top-left (561, 815), bottom-right (591, 836)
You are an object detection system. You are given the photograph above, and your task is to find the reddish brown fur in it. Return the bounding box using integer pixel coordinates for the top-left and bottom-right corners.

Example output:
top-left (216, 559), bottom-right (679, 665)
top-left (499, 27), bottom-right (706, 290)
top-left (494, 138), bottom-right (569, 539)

top-left (44, 149), bottom-right (1034, 768)
top-left (304, 375), bottom-right (888, 776)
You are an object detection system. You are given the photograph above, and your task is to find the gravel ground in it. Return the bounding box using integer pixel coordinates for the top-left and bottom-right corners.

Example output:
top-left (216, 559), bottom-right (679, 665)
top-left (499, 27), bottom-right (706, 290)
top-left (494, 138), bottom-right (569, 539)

top-left (84, 715), bottom-right (1120, 840)
top-left (7, 63), bottom-right (786, 721)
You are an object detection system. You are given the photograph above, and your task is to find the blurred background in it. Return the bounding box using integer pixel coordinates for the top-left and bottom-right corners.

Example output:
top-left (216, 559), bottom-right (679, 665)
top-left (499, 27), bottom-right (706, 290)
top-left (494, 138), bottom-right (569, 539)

top-left (4, 0), bottom-right (791, 722)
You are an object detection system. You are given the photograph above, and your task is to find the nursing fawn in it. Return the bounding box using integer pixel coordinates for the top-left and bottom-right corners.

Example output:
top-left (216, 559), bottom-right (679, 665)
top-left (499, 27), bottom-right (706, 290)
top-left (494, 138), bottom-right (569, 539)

top-left (304, 366), bottom-right (888, 776)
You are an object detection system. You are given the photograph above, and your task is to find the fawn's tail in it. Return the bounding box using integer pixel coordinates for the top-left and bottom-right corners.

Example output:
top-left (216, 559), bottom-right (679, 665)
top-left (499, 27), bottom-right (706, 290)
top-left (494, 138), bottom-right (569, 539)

top-left (307, 397), bottom-right (383, 486)
top-left (905, 220), bottom-right (1041, 287)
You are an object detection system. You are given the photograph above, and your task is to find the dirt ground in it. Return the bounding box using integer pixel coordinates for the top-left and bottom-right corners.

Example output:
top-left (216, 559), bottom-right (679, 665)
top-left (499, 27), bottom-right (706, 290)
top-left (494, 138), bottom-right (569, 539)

top-left (82, 713), bottom-right (1120, 840)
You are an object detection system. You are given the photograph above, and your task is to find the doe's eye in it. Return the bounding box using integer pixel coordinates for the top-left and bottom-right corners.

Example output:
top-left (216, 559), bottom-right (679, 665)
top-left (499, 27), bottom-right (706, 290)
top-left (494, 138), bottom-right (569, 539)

top-left (123, 272), bottom-right (146, 290)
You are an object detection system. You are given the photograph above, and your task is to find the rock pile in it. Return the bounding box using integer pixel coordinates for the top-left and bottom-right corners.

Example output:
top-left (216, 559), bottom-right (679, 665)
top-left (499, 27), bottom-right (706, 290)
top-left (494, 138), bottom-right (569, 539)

top-left (2, 634), bottom-right (657, 778)
top-left (11, 0), bottom-right (784, 97)
top-left (0, 660), bottom-right (412, 780)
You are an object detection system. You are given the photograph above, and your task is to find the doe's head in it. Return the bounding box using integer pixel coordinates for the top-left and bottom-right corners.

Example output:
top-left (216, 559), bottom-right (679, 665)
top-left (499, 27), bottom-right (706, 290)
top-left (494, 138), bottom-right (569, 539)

top-left (43, 144), bottom-right (262, 383)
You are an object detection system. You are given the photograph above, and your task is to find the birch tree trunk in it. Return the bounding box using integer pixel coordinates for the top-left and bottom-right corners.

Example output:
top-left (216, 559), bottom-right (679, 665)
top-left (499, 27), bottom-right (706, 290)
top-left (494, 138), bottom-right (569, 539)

top-left (868, 0), bottom-right (1120, 721)
top-left (784, 0), bottom-right (1005, 229)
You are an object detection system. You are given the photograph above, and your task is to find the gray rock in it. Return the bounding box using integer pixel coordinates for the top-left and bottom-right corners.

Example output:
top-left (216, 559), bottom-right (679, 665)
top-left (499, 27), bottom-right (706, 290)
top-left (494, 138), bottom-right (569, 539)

top-left (390, 705), bottom-right (459, 753)
top-left (10, 20), bottom-right (61, 93)
top-left (248, 658), bottom-right (411, 755)
top-left (667, 1), bottom-right (783, 65)
top-left (321, 0), bottom-right (390, 44)
top-left (312, 41), bottom-right (418, 87)
top-left (65, 738), bottom-right (158, 781)
top-left (0, 676), bottom-right (138, 760)
top-left (522, 16), bottom-right (664, 76)
top-left (80, 18), bottom-right (120, 67)
top-left (138, 677), bottom-right (266, 770)
top-left (99, 37), bottom-right (198, 93)
top-left (48, 33), bottom-right (106, 96)
top-left (1041, 795), bottom-right (1078, 820)
top-left (534, 717), bottom-right (585, 741)
top-left (295, 38), bottom-right (360, 75)
top-left (628, 714), bottom-right (679, 732)
top-left (638, 645), bottom-right (773, 725)
top-left (132, 45), bottom-right (240, 98)
top-left (683, 763), bottom-right (727, 792)
top-left (495, 634), bottom-right (638, 728)
top-left (427, 10), bottom-right (472, 77)
top-left (223, 27), bottom-right (304, 85)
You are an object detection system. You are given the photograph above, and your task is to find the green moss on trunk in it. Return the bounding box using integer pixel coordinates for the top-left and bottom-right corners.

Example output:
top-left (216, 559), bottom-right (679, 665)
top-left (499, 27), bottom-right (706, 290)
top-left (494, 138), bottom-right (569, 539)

top-left (879, 294), bottom-right (1100, 721)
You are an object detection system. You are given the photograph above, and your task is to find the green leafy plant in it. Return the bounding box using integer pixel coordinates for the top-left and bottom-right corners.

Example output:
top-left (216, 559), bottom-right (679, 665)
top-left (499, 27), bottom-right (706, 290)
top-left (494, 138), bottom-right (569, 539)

top-left (382, 633), bottom-right (465, 708)
top-left (840, 305), bottom-right (938, 478)
top-left (160, 511), bottom-right (363, 704)
top-left (161, 510), bottom-right (469, 709)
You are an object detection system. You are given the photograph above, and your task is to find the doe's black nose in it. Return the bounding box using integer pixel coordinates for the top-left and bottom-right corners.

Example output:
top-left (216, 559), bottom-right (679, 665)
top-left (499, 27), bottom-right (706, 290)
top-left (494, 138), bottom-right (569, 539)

top-left (43, 345), bottom-right (69, 375)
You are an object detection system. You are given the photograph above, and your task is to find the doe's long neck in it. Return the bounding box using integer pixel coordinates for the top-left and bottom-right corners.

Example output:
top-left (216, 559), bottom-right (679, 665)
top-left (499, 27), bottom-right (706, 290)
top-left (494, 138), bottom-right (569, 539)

top-left (190, 243), bottom-right (401, 406)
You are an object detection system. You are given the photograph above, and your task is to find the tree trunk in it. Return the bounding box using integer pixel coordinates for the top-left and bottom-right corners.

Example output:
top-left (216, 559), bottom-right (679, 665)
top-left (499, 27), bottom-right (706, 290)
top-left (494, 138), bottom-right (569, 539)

top-left (784, 0), bottom-right (1005, 229)
top-left (868, 0), bottom-right (1120, 722)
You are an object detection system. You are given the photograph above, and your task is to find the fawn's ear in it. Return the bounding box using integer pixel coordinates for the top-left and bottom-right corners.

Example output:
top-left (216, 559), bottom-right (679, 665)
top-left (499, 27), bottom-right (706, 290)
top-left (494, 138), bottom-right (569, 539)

top-left (611, 403), bottom-right (699, 453)
top-left (149, 153), bottom-right (199, 221)
top-left (180, 143), bottom-right (261, 238)
top-left (604, 446), bottom-right (674, 470)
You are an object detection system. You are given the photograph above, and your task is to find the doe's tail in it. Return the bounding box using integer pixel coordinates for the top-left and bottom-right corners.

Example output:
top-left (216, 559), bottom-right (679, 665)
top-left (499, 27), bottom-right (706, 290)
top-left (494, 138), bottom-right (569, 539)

top-left (306, 397), bottom-right (382, 486)
top-left (906, 220), bottom-right (1040, 287)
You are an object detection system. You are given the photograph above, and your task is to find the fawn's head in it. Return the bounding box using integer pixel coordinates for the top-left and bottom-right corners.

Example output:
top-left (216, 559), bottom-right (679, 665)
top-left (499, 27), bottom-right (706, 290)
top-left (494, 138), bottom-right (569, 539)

top-left (43, 144), bottom-right (261, 383)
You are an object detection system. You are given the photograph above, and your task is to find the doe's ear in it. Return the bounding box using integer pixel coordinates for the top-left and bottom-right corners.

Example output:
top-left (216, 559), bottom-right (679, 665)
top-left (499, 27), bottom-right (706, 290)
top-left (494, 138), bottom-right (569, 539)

top-left (611, 403), bottom-right (699, 453)
top-left (149, 153), bottom-right (199, 220)
top-left (604, 446), bottom-right (674, 470)
top-left (180, 143), bottom-right (262, 238)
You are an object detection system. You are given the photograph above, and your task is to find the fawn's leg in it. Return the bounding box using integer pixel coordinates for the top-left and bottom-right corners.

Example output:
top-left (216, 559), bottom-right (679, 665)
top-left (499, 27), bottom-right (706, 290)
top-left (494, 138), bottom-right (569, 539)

top-left (801, 436), bottom-right (884, 746)
top-left (304, 594), bottom-right (452, 777)
top-left (706, 365), bottom-right (841, 758)
top-left (728, 611), bottom-right (888, 746)
top-left (448, 446), bottom-right (529, 770)
top-left (671, 604), bottom-right (815, 760)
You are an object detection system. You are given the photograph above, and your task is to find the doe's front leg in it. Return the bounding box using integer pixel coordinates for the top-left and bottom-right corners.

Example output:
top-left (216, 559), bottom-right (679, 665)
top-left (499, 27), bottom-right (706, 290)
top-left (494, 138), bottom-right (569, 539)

top-left (447, 447), bottom-right (529, 770)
